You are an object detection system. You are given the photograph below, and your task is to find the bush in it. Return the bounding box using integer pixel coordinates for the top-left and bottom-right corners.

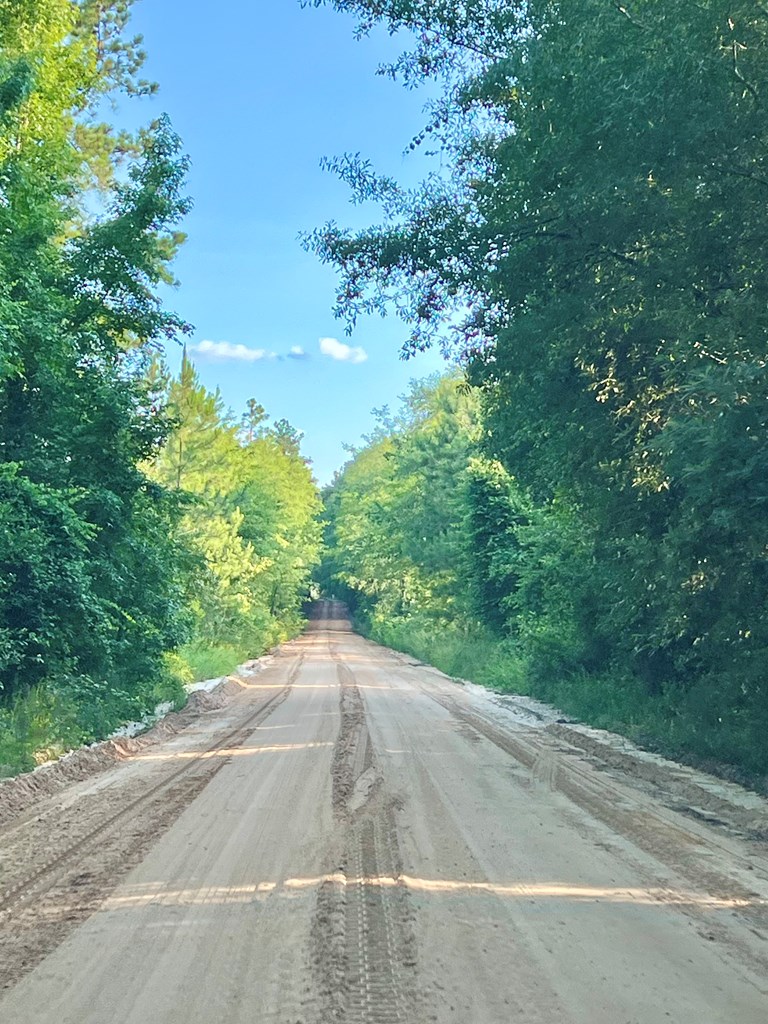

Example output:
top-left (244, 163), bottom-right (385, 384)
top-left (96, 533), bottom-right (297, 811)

top-left (178, 643), bottom-right (250, 683)
top-left (369, 615), bottom-right (528, 694)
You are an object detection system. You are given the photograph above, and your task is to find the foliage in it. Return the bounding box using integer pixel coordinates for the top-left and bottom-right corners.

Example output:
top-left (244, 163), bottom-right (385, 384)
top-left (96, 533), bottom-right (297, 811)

top-left (177, 643), bottom-right (250, 685)
top-left (374, 615), bottom-right (527, 695)
top-left (323, 373), bottom-right (480, 625)
top-left (0, 1), bottom-right (321, 776)
top-left (0, 2), bottom-right (189, 729)
top-left (150, 351), bottom-right (323, 659)
top-left (315, 1), bottom-right (768, 776)
top-left (463, 457), bottom-right (528, 634)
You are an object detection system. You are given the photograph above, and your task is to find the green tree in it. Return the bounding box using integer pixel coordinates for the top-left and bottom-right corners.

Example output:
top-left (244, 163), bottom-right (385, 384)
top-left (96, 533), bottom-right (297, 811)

top-left (463, 458), bottom-right (528, 635)
top-left (312, 0), bottom-right (768, 769)
top-left (151, 356), bottom-right (322, 654)
top-left (0, 1), bottom-right (190, 746)
top-left (322, 374), bottom-right (480, 626)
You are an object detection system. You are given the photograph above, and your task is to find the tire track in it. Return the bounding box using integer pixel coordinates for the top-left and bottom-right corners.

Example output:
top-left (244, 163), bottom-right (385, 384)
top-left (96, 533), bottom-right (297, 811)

top-left (391, 666), bottom-right (768, 977)
top-left (0, 665), bottom-right (298, 915)
top-left (311, 646), bottom-right (419, 1024)
top-left (444, 688), bottom-right (768, 888)
top-left (394, 664), bottom-right (768, 880)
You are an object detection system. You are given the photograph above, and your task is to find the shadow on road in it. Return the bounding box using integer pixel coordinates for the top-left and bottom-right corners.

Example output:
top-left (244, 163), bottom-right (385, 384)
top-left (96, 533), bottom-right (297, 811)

top-left (305, 599), bottom-right (353, 633)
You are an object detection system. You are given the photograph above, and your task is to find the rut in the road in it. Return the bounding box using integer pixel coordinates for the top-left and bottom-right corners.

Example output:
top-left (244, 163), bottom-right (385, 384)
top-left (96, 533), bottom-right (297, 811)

top-left (310, 651), bottom-right (419, 1024)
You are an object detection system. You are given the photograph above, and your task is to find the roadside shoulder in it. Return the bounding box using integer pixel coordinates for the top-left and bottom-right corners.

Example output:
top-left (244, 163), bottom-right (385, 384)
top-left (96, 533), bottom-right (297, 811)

top-left (0, 654), bottom-right (274, 830)
top-left (383, 644), bottom-right (768, 844)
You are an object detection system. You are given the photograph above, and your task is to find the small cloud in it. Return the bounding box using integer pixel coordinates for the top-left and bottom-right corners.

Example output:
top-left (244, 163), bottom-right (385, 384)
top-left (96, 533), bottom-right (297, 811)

top-left (192, 340), bottom-right (276, 362)
top-left (319, 336), bottom-right (368, 364)
top-left (287, 346), bottom-right (310, 360)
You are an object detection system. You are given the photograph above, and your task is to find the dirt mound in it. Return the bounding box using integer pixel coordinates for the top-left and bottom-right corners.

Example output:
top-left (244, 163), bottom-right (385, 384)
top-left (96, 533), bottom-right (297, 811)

top-left (0, 674), bottom-right (246, 830)
top-left (549, 722), bottom-right (768, 840)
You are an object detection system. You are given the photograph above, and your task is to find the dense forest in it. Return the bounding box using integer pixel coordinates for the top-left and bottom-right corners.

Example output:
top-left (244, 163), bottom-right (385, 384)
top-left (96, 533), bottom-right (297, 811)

top-left (315, 1), bottom-right (768, 779)
top-left (0, 1), bottom-right (321, 772)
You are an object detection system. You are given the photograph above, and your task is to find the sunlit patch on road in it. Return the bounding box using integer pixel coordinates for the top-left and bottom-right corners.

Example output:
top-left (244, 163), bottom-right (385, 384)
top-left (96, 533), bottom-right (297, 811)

top-left (133, 741), bottom-right (334, 761)
top-left (102, 874), bottom-right (767, 911)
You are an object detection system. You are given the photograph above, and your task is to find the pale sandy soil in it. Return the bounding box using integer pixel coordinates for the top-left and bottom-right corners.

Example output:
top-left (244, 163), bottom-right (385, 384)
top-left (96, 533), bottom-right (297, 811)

top-left (0, 602), bottom-right (766, 1023)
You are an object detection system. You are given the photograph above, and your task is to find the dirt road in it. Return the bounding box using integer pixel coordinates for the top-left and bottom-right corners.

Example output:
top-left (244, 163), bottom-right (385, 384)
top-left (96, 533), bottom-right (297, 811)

top-left (1, 601), bottom-right (767, 1022)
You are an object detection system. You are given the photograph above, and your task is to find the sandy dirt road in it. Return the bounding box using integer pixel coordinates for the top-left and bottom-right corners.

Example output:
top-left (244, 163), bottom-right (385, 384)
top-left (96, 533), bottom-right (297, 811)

top-left (1, 601), bottom-right (767, 1022)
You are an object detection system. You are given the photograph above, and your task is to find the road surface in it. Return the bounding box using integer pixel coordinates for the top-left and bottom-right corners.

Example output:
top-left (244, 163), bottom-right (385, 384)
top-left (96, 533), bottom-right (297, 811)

top-left (0, 601), bottom-right (766, 1022)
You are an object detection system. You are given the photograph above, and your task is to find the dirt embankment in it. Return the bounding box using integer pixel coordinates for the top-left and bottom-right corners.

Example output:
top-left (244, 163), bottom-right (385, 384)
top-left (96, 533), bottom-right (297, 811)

top-left (0, 672), bottom-right (259, 830)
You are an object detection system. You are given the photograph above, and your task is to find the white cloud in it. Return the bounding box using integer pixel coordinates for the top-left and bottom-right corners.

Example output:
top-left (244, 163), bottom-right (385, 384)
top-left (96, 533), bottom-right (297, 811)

top-left (287, 346), bottom-right (309, 360)
top-left (192, 340), bottom-right (276, 362)
top-left (319, 337), bottom-right (368, 364)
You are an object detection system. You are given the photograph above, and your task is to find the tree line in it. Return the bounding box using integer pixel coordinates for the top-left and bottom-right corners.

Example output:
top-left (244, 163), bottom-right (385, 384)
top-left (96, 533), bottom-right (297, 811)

top-left (316, 1), bottom-right (768, 778)
top-left (0, 2), bottom-right (320, 772)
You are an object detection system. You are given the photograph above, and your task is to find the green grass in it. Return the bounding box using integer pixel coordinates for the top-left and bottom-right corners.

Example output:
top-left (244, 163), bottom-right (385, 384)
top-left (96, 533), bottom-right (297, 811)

top-left (0, 620), bottom-right (307, 779)
top-left (530, 669), bottom-right (768, 786)
top-left (369, 617), bottom-right (528, 693)
top-left (0, 669), bottom-right (186, 778)
top-left (176, 642), bottom-right (252, 683)
top-left (0, 654), bottom-right (189, 778)
top-left (0, 687), bottom-right (74, 776)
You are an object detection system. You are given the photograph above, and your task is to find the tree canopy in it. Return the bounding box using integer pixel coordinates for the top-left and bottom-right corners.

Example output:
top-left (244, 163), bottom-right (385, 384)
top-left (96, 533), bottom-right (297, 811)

top-left (316, 1), bottom-right (768, 776)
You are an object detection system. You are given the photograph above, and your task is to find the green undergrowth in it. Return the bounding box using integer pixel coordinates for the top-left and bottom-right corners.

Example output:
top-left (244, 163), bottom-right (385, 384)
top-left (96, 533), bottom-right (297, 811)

top-left (534, 671), bottom-right (768, 786)
top-left (0, 649), bottom-right (224, 777)
top-left (366, 616), bottom-right (768, 789)
top-left (177, 643), bottom-right (251, 684)
top-left (369, 617), bottom-right (528, 694)
top-left (177, 610), bottom-right (309, 685)
top-left (0, 661), bottom-right (186, 778)
top-left (0, 622), bottom-right (308, 779)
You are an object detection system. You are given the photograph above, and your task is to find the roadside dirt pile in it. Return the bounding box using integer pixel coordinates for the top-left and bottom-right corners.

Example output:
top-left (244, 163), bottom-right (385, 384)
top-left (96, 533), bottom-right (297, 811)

top-left (550, 721), bottom-right (768, 840)
top-left (0, 672), bottom-right (250, 830)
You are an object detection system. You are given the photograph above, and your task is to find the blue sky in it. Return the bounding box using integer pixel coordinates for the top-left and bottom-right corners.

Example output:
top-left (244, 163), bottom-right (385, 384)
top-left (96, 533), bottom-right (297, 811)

top-left (122, 0), bottom-right (448, 483)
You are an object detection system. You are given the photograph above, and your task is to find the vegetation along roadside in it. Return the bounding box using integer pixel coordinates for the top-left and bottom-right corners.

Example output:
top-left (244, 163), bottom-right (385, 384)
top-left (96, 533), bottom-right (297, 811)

top-left (0, 2), bottom-right (321, 774)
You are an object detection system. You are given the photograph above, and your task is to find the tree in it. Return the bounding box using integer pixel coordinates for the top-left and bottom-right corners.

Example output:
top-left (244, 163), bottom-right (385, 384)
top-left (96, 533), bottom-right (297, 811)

top-left (0, 2), bottom-right (190, 737)
top-left (464, 458), bottom-right (527, 634)
top-left (150, 356), bottom-right (322, 652)
top-left (312, 0), bottom-right (768, 767)
top-left (241, 398), bottom-right (268, 444)
top-left (322, 374), bottom-right (480, 625)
